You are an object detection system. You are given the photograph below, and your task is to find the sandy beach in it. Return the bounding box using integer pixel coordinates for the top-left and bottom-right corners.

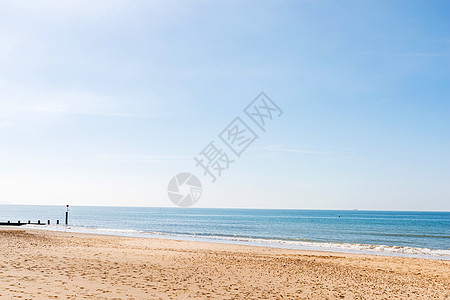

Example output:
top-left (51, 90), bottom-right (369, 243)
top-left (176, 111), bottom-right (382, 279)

top-left (0, 228), bottom-right (448, 299)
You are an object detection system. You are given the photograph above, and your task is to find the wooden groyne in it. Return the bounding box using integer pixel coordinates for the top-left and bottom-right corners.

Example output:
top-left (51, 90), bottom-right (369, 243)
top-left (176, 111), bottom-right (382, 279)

top-left (0, 220), bottom-right (60, 226)
top-left (1, 205), bottom-right (70, 226)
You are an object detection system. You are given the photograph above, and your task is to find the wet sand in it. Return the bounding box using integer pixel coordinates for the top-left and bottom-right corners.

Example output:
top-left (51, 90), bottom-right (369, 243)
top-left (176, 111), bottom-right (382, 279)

top-left (0, 227), bottom-right (449, 299)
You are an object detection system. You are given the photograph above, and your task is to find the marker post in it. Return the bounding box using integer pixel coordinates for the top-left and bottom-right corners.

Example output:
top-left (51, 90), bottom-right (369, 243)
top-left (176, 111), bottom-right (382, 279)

top-left (65, 205), bottom-right (69, 225)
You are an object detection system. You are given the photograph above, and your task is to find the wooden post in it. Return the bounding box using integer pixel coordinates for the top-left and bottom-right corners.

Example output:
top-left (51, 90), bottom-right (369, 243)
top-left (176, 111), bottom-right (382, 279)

top-left (38, 220), bottom-right (40, 224)
top-left (47, 220), bottom-right (50, 225)
top-left (56, 220), bottom-right (60, 225)
top-left (65, 205), bottom-right (69, 225)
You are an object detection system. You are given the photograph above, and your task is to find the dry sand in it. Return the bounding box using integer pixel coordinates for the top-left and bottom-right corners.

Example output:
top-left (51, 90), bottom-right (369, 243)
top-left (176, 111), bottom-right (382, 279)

top-left (0, 227), bottom-right (449, 299)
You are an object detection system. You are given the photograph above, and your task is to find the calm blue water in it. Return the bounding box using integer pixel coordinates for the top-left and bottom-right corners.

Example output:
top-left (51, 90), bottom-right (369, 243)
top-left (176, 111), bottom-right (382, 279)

top-left (1, 205), bottom-right (449, 258)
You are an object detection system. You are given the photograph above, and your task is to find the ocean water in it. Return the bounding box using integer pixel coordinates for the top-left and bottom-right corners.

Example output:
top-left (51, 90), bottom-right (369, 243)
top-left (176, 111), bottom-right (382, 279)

top-left (0, 205), bottom-right (449, 260)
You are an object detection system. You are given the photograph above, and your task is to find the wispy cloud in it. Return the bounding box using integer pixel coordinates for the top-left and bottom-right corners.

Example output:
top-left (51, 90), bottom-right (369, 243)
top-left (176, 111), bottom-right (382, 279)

top-left (261, 144), bottom-right (357, 160)
top-left (420, 38), bottom-right (450, 44)
top-left (17, 102), bottom-right (134, 117)
top-left (0, 35), bottom-right (19, 65)
top-left (1, 89), bottom-right (131, 116)
top-left (0, 79), bottom-right (173, 133)
top-left (360, 51), bottom-right (450, 57)
top-left (0, 120), bottom-right (14, 129)
top-left (97, 154), bottom-right (190, 163)
top-left (262, 145), bottom-right (331, 155)
top-left (0, 81), bottom-right (162, 130)
top-left (51, 154), bottom-right (190, 164)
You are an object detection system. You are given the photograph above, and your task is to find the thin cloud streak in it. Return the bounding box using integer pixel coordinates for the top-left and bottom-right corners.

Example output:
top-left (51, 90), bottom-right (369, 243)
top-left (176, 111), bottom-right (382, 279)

top-left (360, 51), bottom-right (450, 57)
top-left (98, 154), bottom-right (191, 163)
top-left (49, 154), bottom-right (191, 164)
top-left (261, 145), bottom-right (357, 160)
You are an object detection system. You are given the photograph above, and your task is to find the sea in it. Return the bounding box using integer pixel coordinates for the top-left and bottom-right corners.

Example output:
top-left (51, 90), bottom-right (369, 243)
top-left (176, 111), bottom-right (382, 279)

top-left (1, 205), bottom-right (449, 260)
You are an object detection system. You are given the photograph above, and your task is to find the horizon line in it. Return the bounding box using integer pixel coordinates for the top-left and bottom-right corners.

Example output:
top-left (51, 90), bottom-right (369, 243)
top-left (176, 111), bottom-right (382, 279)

top-left (0, 203), bottom-right (449, 212)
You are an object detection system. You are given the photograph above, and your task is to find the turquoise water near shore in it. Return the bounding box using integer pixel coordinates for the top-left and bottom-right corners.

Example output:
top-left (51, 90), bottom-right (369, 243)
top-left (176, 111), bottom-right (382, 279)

top-left (1, 205), bottom-right (449, 259)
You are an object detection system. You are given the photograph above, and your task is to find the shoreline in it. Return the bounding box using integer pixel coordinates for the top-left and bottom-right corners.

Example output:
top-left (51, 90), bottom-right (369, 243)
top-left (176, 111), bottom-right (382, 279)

top-left (1, 227), bottom-right (449, 298)
top-left (20, 224), bottom-right (450, 261)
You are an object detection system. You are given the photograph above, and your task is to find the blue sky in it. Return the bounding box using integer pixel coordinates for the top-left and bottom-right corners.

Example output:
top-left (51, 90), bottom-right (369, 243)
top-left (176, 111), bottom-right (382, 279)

top-left (0, 0), bottom-right (449, 210)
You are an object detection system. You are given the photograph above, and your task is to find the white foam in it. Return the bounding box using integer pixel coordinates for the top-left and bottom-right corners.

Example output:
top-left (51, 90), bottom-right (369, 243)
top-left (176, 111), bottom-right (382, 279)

top-left (23, 225), bottom-right (450, 260)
